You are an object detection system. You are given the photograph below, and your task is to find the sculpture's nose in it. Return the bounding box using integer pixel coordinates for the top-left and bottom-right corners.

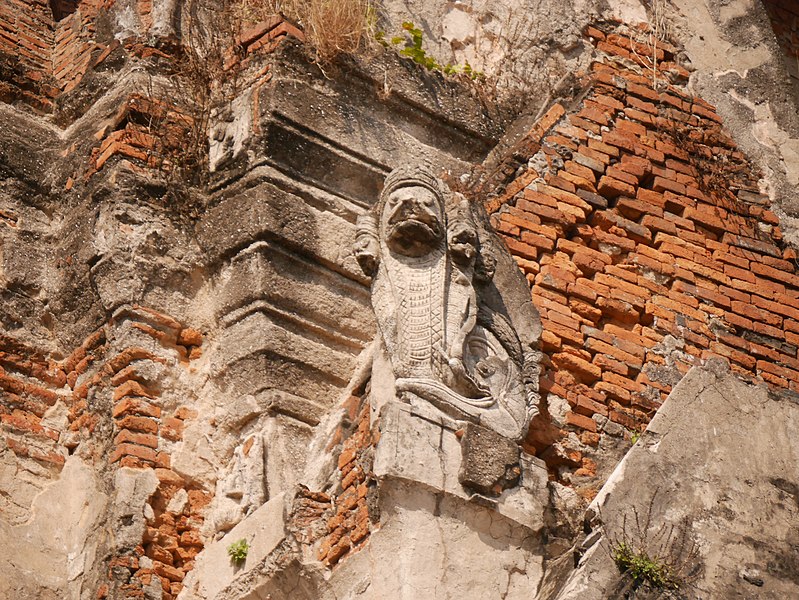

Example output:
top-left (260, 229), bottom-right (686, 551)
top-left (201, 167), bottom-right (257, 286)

top-left (399, 197), bottom-right (419, 211)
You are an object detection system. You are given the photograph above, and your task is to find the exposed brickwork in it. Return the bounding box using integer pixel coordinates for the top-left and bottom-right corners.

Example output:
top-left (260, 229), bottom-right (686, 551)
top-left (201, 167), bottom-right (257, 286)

top-left (233, 17), bottom-right (306, 65)
top-left (52, 0), bottom-right (114, 95)
top-left (76, 17), bottom-right (300, 180)
top-left (123, 471), bottom-right (212, 600)
top-left (315, 393), bottom-right (377, 568)
top-left (0, 0), bottom-right (304, 118)
top-left (103, 307), bottom-right (206, 600)
top-left (288, 487), bottom-right (334, 545)
top-left (488, 23), bottom-right (799, 494)
top-left (0, 0), bottom-right (117, 111)
top-left (762, 0), bottom-right (799, 87)
top-left (0, 328), bottom-right (107, 489)
top-left (0, 0), bottom-right (57, 111)
top-left (85, 94), bottom-right (194, 179)
top-left (0, 306), bottom-right (207, 599)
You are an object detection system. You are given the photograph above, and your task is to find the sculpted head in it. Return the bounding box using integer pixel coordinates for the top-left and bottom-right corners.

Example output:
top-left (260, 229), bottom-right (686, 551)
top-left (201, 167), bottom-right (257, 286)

top-left (378, 166), bottom-right (446, 257)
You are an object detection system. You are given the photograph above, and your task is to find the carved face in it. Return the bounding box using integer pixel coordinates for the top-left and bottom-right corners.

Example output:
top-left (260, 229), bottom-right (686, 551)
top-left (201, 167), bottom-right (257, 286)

top-left (382, 185), bottom-right (445, 257)
top-left (353, 230), bottom-right (379, 276)
top-left (448, 220), bottom-right (477, 266)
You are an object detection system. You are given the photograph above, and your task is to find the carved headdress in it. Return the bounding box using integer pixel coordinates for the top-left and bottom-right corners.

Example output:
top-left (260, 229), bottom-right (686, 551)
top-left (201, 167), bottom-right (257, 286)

top-left (377, 163), bottom-right (450, 209)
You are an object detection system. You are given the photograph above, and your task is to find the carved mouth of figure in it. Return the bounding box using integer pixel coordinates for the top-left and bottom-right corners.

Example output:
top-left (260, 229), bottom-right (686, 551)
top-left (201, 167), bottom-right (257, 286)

top-left (387, 209), bottom-right (442, 246)
top-left (388, 206), bottom-right (438, 228)
top-left (391, 217), bottom-right (436, 236)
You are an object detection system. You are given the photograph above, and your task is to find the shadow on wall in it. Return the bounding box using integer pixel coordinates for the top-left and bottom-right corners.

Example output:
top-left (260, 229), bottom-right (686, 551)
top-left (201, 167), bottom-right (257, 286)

top-left (50, 0), bottom-right (79, 21)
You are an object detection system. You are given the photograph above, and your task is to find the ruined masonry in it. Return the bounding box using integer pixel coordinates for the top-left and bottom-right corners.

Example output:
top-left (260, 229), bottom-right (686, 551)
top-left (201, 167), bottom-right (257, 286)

top-left (1, 0), bottom-right (799, 599)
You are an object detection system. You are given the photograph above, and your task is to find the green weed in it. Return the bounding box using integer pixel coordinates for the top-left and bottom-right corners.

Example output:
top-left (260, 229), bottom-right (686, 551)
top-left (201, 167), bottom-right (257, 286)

top-left (227, 538), bottom-right (249, 563)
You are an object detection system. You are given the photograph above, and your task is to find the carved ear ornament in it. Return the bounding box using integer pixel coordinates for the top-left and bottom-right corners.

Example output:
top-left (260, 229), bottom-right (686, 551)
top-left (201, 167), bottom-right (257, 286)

top-left (355, 213), bottom-right (379, 237)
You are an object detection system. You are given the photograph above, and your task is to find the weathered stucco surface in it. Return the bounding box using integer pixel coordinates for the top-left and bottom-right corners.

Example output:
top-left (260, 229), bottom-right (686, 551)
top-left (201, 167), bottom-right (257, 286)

top-left (554, 362), bottom-right (799, 598)
top-left (1, 0), bottom-right (799, 598)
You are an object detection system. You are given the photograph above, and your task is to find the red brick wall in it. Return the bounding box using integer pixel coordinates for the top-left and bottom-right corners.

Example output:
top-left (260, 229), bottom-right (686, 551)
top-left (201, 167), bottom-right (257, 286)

top-left (0, 307), bottom-right (208, 600)
top-left (487, 23), bottom-right (799, 496)
top-left (0, 0), bottom-right (115, 110)
top-left (0, 2), bottom-right (303, 116)
top-left (0, 0), bottom-right (57, 111)
top-left (315, 393), bottom-right (376, 567)
top-left (762, 0), bottom-right (799, 86)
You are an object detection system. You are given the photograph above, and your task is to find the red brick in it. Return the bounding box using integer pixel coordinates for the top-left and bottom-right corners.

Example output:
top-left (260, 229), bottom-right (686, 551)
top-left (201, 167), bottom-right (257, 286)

top-left (752, 321), bottom-right (785, 340)
top-left (724, 311), bottom-right (753, 330)
top-left (651, 176), bottom-right (686, 196)
top-left (594, 275), bottom-right (650, 301)
top-left (115, 429), bottom-right (159, 448)
top-left (581, 142), bottom-right (616, 163)
top-left (161, 417), bottom-right (184, 441)
top-left (520, 229), bottom-right (555, 250)
top-left (543, 321), bottom-right (585, 347)
top-left (574, 393), bottom-right (609, 418)
top-left (174, 407), bottom-right (198, 420)
top-left (592, 353), bottom-right (629, 376)
top-left (609, 164), bottom-right (642, 185)
top-left (110, 443), bottom-right (157, 464)
top-left (708, 342), bottom-right (756, 369)
top-left (503, 238), bottom-right (538, 261)
top-left (592, 228), bottom-right (636, 253)
top-left (751, 261), bottom-right (799, 288)
top-left (153, 561), bottom-right (184, 583)
top-left (552, 352), bottom-right (602, 382)
top-left (564, 160), bottom-right (598, 183)
top-left (113, 397), bottom-right (161, 419)
top-left (757, 254), bottom-right (795, 272)
top-left (548, 311), bottom-right (585, 334)
top-left (499, 209), bottom-right (542, 231)
top-left (751, 295), bottom-right (799, 321)
top-left (596, 380), bottom-right (632, 404)
top-left (596, 176), bottom-right (635, 198)
top-left (523, 188), bottom-right (559, 208)
top-left (565, 411), bottom-right (598, 432)
top-left (114, 379), bottom-right (157, 401)
top-left (108, 348), bottom-right (161, 373)
top-left (600, 129), bottom-right (637, 153)
top-left (593, 211), bottom-right (652, 242)
top-left (730, 301), bottom-right (782, 327)
top-left (517, 198), bottom-right (576, 225)
top-left (1, 412), bottom-right (58, 441)
top-left (757, 360), bottom-right (799, 383)
top-left (583, 338), bottom-right (644, 370)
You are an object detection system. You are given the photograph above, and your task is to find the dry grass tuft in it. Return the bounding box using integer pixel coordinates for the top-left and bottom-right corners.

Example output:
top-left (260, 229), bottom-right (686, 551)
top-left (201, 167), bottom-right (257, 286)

top-left (231, 0), bottom-right (375, 63)
top-left (304, 0), bottom-right (375, 62)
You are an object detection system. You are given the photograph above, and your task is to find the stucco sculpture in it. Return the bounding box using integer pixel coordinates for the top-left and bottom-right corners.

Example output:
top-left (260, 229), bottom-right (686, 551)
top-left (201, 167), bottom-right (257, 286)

top-left (355, 164), bottom-right (541, 441)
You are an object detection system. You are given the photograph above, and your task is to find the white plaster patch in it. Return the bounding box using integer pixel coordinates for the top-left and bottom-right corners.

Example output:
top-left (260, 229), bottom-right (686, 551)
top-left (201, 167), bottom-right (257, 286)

top-left (603, 0), bottom-right (648, 25)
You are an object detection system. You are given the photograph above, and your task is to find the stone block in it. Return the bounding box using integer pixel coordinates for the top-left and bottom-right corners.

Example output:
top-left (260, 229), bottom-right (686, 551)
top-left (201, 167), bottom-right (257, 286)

top-left (458, 423), bottom-right (521, 496)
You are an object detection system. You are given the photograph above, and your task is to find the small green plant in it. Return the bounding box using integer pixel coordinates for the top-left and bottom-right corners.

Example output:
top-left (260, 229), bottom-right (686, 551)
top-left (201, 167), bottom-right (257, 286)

top-left (383, 21), bottom-right (482, 80)
top-left (629, 429), bottom-right (641, 445)
top-left (606, 494), bottom-right (701, 595)
top-left (227, 538), bottom-right (249, 563)
top-left (612, 541), bottom-right (677, 590)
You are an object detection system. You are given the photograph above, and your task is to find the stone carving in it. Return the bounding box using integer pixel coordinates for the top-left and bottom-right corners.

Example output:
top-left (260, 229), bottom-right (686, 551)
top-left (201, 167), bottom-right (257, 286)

top-left (355, 164), bottom-right (541, 441)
